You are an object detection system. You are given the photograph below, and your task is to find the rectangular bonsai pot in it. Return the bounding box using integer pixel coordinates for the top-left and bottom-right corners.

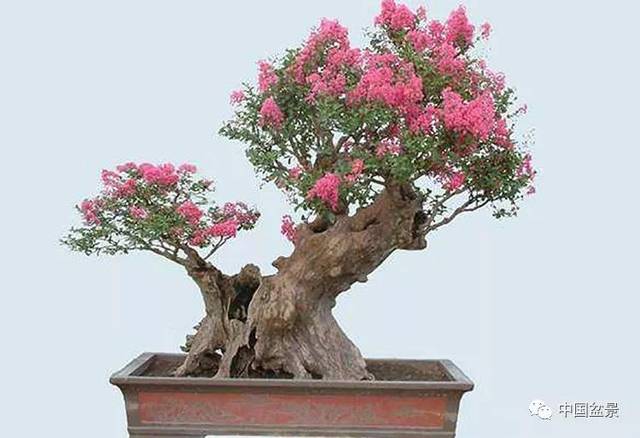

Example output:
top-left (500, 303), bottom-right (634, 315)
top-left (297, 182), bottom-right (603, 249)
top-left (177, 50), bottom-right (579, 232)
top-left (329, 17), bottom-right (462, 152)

top-left (110, 353), bottom-right (474, 438)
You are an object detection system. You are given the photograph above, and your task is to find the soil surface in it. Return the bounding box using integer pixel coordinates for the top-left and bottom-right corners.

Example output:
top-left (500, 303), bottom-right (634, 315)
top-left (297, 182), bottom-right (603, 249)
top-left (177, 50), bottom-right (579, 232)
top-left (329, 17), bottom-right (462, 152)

top-left (140, 354), bottom-right (451, 382)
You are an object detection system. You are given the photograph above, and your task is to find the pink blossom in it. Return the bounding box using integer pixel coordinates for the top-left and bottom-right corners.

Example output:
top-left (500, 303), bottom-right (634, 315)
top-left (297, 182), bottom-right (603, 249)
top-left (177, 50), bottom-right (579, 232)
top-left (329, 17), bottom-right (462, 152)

top-left (518, 154), bottom-right (536, 179)
top-left (442, 89), bottom-right (496, 141)
top-left (80, 199), bottom-right (101, 225)
top-left (445, 6), bottom-right (475, 47)
top-left (101, 169), bottom-right (121, 189)
top-left (281, 215), bottom-right (296, 243)
top-left (444, 171), bottom-right (466, 191)
top-left (221, 202), bottom-right (259, 227)
top-left (375, 0), bottom-right (416, 31)
top-left (138, 163), bottom-right (179, 186)
top-left (416, 6), bottom-right (427, 21)
top-left (292, 19), bottom-right (360, 102)
top-left (176, 201), bottom-right (203, 226)
top-left (408, 105), bottom-right (438, 134)
top-left (116, 178), bottom-right (137, 197)
top-left (376, 139), bottom-right (403, 158)
top-left (230, 89), bottom-right (245, 104)
top-left (517, 154), bottom-right (537, 197)
top-left (307, 173), bottom-right (342, 211)
top-left (428, 20), bottom-right (445, 45)
top-left (292, 19), bottom-right (351, 84)
top-left (407, 29), bottom-right (432, 52)
top-left (129, 206), bottom-right (148, 220)
top-left (259, 97), bottom-right (284, 129)
top-left (434, 42), bottom-right (466, 78)
top-left (208, 219), bottom-right (238, 238)
top-left (189, 230), bottom-right (207, 247)
top-left (116, 162), bottom-right (137, 173)
top-left (101, 169), bottom-right (137, 198)
top-left (480, 22), bottom-right (492, 39)
top-left (178, 163), bottom-right (197, 174)
top-left (345, 159), bottom-right (365, 183)
top-left (257, 61), bottom-right (278, 92)
top-left (348, 52), bottom-right (423, 116)
top-left (494, 118), bottom-right (512, 149)
top-left (484, 68), bottom-right (506, 93)
top-left (288, 166), bottom-right (303, 180)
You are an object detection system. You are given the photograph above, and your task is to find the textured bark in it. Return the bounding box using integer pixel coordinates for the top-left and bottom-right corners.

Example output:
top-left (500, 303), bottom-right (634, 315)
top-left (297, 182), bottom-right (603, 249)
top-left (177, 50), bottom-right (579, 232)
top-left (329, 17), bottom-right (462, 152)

top-left (174, 263), bottom-right (261, 377)
top-left (173, 184), bottom-right (427, 380)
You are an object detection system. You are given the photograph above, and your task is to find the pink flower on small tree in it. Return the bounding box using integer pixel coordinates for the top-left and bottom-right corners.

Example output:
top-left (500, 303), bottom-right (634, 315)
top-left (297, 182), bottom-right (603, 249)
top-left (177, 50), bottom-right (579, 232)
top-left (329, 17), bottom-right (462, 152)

top-left (259, 97), bottom-right (284, 129)
top-left (63, 162), bottom-right (259, 260)
top-left (257, 61), bottom-right (278, 92)
top-left (307, 173), bottom-right (342, 211)
top-left (230, 90), bottom-right (245, 105)
top-left (280, 215), bottom-right (297, 243)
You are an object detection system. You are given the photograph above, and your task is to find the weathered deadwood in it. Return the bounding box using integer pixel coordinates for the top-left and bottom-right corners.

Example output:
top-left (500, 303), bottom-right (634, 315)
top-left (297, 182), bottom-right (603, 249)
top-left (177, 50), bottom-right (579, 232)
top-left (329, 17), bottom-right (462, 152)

top-left (174, 263), bottom-right (261, 377)
top-left (211, 184), bottom-right (426, 380)
top-left (176, 184), bottom-right (426, 380)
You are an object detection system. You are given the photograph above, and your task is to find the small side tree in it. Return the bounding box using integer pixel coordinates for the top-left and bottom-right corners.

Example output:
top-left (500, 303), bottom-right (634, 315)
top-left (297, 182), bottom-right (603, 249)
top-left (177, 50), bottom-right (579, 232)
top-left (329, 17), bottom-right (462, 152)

top-left (64, 1), bottom-right (535, 380)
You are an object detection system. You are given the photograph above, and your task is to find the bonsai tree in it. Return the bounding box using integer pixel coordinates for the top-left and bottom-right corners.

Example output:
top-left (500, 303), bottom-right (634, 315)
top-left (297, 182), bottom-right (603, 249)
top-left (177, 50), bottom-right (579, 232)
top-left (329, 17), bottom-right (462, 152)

top-left (64, 1), bottom-right (535, 381)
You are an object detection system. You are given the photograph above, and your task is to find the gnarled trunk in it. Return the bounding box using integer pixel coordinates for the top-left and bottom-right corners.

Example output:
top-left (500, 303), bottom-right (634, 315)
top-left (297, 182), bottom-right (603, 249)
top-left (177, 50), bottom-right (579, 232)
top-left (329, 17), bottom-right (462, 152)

top-left (177, 184), bottom-right (426, 380)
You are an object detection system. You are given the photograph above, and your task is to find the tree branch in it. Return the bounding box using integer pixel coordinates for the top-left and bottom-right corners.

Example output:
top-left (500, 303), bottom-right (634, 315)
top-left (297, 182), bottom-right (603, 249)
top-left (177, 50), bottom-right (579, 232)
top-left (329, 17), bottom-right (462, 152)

top-left (427, 197), bottom-right (490, 232)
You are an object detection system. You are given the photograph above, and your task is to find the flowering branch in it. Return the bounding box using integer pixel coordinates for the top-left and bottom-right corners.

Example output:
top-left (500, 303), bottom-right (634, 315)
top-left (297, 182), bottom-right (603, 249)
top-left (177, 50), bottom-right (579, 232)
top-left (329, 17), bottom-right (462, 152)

top-left (221, 0), bottom-right (536, 239)
top-left (62, 162), bottom-right (260, 264)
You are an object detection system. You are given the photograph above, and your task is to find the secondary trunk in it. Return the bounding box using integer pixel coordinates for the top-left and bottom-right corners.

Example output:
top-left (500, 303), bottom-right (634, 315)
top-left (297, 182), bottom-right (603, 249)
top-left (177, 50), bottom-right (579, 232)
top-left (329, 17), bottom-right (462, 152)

top-left (177, 184), bottom-right (427, 380)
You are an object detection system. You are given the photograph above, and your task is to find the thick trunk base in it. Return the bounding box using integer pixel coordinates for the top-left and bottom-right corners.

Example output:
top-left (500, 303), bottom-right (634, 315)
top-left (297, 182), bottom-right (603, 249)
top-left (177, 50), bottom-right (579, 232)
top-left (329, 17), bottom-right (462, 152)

top-left (177, 185), bottom-right (425, 380)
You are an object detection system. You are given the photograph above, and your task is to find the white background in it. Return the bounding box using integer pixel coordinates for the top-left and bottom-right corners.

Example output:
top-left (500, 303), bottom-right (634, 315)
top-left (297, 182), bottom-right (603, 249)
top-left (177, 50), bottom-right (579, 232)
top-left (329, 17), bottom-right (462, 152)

top-left (1, 1), bottom-right (638, 437)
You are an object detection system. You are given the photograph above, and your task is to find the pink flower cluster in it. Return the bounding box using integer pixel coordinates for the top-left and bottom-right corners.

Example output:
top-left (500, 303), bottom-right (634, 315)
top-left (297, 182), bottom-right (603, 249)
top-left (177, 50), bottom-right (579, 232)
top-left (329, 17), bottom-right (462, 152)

top-left (221, 202), bottom-right (260, 227)
top-left (306, 46), bottom-right (361, 101)
top-left (444, 6), bottom-right (475, 47)
top-left (230, 89), bottom-right (245, 105)
top-left (292, 19), bottom-right (350, 83)
top-left (406, 30), bottom-right (427, 52)
top-left (207, 220), bottom-right (238, 238)
top-left (480, 22), bottom-right (492, 39)
top-left (288, 166), bottom-right (303, 180)
top-left (101, 169), bottom-right (138, 197)
top-left (307, 173), bottom-right (342, 211)
top-left (474, 60), bottom-right (506, 94)
top-left (129, 206), bottom-right (148, 220)
top-left (517, 154), bottom-right (537, 195)
top-left (116, 162), bottom-right (137, 173)
top-left (258, 61), bottom-right (278, 92)
top-left (291, 19), bottom-right (361, 102)
top-left (177, 201), bottom-right (258, 245)
top-left (176, 201), bottom-right (203, 226)
top-left (178, 163), bottom-right (197, 174)
top-left (105, 162), bottom-right (198, 195)
top-left (259, 97), bottom-right (284, 129)
top-left (345, 159), bottom-right (365, 183)
top-left (80, 199), bottom-right (101, 225)
top-left (376, 139), bottom-right (403, 158)
top-left (494, 118), bottom-right (513, 149)
top-left (442, 88), bottom-right (496, 142)
top-left (138, 163), bottom-right (180, 186)
top-left (348, 53), bottom-right (423, 116)
top-left (407, 104), bottom-right (437, 134)
top-left (444, 171), bottom-right (466, 191)
top-left (280, 215), bottom-right (296, 243)
top-left (434, 42), bottom-right (466, 78)
top-left (375, 0), bottom-right (416, 31)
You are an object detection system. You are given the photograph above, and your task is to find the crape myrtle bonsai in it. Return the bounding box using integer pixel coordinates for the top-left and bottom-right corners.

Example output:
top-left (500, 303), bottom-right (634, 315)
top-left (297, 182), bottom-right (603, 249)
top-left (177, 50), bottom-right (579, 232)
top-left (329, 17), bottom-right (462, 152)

top-left (63, 1), bottom-right (535, 381)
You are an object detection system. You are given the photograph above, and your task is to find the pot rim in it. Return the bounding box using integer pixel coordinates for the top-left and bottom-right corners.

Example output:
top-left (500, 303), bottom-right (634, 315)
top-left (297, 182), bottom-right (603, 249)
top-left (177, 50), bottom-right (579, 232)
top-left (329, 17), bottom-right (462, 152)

top-left (110, 352), bottom-right (474, 392)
